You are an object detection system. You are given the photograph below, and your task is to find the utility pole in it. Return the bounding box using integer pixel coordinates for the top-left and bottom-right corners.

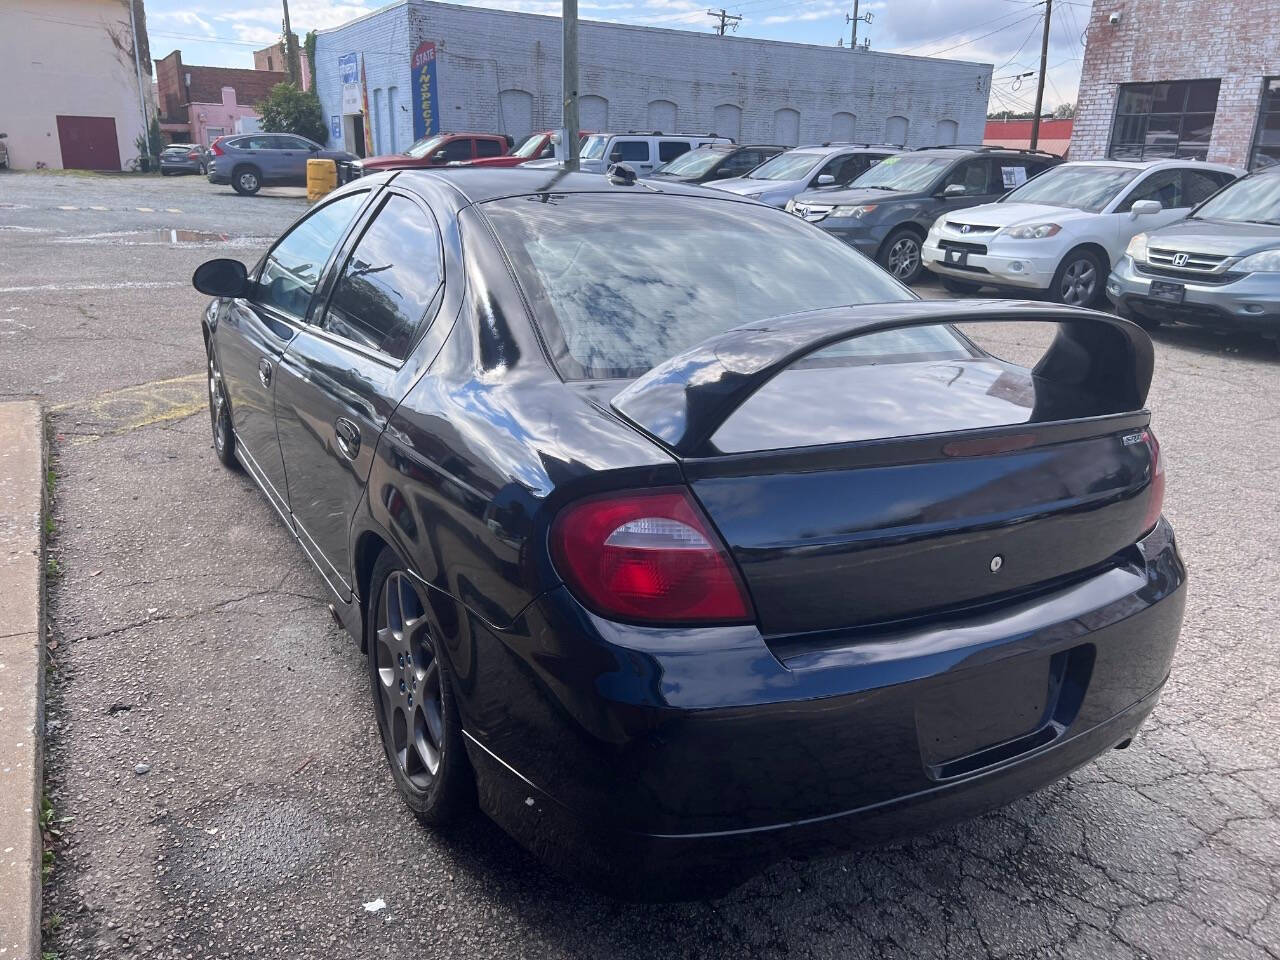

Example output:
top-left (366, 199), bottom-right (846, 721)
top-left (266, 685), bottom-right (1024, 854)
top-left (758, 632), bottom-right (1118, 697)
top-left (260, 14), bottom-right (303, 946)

top-left (563, 0), bottom-right (580, 171)
top-left (846, 0), bottom-right (872, 50)
top-left (282, 0), bottom-right (301, 86)
top-left (127, 0), bottom-right (151, 163)
top-left (706, 9), bottom-right (742, 35)
top-left (1030, 0), bottom-right (1052, 149)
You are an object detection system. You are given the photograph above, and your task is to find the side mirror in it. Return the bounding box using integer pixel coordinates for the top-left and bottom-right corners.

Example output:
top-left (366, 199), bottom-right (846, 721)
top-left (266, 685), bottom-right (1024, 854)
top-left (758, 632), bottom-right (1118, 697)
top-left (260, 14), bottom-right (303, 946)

top-left (431, 151), bottom-right (447, 164)
top-left (193, 258), bottom-right (250, 298)
top-left (943, 183), bottom-right (967, 197)
top-left (1131, 199), bottom-right (1163, 216)
top-left (0, 133), bottom-right (7, 139)
top-left (816, 174), bottom-right (836, 186)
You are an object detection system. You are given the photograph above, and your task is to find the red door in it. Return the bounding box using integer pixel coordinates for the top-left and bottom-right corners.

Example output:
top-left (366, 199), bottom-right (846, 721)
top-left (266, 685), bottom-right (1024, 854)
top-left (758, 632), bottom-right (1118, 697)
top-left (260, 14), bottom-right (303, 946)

top-left (55, 116), bottom-right (122, 170)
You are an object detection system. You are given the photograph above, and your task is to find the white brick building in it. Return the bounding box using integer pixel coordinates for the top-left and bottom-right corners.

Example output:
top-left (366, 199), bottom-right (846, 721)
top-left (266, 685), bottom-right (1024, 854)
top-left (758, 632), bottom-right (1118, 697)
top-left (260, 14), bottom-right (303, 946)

top-left (314, 0), bottom-right (992, 157)
top-left (1071, 0), bottom-right (1280, 170)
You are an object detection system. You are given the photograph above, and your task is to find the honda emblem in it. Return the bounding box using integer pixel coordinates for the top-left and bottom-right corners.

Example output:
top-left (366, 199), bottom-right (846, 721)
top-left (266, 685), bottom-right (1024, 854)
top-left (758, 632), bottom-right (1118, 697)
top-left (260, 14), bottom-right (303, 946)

top-left (961, 224), bottom-right (971, 234)
top-left (1171, 252), bottom-right (1189, 267)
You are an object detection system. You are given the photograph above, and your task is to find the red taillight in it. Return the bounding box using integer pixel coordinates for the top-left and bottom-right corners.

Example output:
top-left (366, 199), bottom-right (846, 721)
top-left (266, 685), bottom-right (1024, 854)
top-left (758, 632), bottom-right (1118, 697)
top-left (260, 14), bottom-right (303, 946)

top-left (1142, 429), bottom-right (1165, 532)
top-left (551, 488), bottom-right (754, 625)
top-left (188, 151), bottom-right (200, 160)
top-left (210, 139), bottom-right (225, 156)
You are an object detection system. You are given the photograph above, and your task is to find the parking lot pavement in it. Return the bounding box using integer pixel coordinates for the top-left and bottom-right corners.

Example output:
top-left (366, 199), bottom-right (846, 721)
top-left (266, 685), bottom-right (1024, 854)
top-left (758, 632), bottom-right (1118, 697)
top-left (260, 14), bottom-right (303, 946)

top-left (3, 171), bottom-right (1277, 960)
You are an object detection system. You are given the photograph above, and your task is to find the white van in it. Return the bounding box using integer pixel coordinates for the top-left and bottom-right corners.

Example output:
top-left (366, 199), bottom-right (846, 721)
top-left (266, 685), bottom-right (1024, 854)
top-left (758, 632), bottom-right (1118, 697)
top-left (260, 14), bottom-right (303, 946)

top-left (524, 131), bottom-right (733, 176)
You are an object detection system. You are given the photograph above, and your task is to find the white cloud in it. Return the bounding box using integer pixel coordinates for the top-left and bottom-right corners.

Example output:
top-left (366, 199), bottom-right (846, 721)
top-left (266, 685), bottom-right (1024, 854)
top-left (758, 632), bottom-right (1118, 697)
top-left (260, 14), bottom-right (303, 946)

top-left (762, 6), bottom-right (845, 26)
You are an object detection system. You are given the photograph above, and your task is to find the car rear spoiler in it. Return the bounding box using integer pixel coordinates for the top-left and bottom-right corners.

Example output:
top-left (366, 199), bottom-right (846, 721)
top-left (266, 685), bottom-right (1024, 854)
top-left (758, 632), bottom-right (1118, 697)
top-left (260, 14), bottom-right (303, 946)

top-left (610, 300), bottom-right (1154, 458)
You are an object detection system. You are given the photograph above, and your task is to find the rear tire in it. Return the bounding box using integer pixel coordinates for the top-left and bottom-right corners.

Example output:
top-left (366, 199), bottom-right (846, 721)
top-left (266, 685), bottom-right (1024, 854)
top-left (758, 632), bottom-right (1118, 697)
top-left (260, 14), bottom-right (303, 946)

top-left (941, 277), bottom-right (982, 295)
top-left (231, 165), bottom-right (261, 195)
top-left (879, 228), bottom-right (926, 284)
top-left (206, 343), bottom-right (238, 470)
top-left (366, 549), bottom-right (474, 826)
top-left (1050, 248), bottom-right (1106, 307)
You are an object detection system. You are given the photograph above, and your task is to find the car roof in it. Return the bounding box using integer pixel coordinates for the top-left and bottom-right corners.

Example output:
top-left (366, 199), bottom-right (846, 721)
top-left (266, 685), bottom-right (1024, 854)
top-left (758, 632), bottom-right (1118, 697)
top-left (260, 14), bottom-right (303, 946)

top-left (1059, 158), bottom-right (1241, 173)
top-left (386, 167), bottom-right (750, 206)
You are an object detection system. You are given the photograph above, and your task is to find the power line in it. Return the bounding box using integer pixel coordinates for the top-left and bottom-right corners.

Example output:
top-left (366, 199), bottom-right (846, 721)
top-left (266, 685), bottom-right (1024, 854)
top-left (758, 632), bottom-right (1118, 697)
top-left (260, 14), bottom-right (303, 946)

top-left (895, 5), bottom-right (1039, 55)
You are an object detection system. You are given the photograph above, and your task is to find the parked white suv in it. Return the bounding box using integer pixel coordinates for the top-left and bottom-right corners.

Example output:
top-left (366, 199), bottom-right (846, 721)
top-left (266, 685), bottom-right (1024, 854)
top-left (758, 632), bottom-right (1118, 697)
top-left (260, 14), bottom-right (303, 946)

top-left (523, 131), bottom-right (732, 176)
top-left (922, 159), bottom-right (1242, 305)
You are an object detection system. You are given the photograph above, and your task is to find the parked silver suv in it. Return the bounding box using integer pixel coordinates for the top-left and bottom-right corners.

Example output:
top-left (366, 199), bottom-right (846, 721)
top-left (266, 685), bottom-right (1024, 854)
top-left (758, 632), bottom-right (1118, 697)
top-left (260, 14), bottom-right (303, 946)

top-left (1107, 166), bottom-right (1280, 337)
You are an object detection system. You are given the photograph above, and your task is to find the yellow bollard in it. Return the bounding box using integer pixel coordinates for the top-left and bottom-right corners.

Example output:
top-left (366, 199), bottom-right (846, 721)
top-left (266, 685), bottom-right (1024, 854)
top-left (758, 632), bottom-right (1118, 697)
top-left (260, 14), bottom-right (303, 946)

top-left (306, 158), bottom-right (338, 202)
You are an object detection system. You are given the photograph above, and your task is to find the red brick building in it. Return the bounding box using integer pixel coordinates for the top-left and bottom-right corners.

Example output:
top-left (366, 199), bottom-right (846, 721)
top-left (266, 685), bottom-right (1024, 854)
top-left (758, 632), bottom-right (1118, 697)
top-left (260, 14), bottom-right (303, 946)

top-left (154, 50), bottom-right (287, 145)
top-left (1071, 0), bottom-right (1280, 170)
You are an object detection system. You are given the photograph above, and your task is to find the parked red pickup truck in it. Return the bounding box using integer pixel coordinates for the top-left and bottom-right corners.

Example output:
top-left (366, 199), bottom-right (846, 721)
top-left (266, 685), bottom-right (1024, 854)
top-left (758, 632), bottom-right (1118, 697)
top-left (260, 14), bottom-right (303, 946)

top-left (351, 132), bottom-right (513, 174)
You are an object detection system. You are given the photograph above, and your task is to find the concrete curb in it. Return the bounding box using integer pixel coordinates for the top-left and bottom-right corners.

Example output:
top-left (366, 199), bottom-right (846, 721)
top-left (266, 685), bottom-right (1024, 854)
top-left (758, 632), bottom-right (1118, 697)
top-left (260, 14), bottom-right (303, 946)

top-left (0, 401), bottom-right (45, 960)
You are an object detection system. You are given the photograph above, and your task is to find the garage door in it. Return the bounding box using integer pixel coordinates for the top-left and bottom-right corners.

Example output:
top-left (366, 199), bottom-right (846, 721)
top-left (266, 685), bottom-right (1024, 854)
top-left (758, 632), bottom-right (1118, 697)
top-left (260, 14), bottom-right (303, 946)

top-left (56, 116), bottom-right (121, 170)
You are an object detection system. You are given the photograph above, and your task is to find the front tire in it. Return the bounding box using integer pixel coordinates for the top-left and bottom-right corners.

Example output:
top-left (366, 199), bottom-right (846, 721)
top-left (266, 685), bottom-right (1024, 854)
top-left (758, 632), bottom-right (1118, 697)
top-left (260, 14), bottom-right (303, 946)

top-left (231, 165), bottom-right (261, 195)
top-left (367, 550), bottom-right (473, 825)
top-left (879, 228), bottom-right (926, 284)
top-left (206, 345), bottom-right (238, 469)
top-left (1051, 248), bottom-right (1106, 307)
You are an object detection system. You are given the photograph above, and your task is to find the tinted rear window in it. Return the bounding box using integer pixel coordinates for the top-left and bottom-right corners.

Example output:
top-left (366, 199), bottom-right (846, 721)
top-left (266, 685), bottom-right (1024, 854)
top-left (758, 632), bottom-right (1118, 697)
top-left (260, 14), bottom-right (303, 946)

top-left (483, 193), bottom-right (950, 380)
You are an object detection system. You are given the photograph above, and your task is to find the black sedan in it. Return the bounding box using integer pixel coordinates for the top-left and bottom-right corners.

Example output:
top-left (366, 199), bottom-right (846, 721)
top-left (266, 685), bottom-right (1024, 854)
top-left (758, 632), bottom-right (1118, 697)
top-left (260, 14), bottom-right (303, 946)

top-left (647, 142), bottom-right (784, 184)
top-left (194, 168), bottom-right (1185, 898)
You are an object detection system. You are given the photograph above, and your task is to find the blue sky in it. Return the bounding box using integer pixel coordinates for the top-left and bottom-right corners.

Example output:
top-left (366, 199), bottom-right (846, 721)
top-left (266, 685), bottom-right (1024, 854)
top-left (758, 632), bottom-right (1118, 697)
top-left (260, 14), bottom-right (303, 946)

top-left (144, 0), bottom-right (1091, 112)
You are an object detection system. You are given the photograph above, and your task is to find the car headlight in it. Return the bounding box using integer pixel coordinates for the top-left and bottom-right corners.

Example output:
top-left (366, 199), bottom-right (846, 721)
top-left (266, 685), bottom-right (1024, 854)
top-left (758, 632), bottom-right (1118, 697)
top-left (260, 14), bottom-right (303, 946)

top-left (1002, 222), bottom-right (1061, 239)
top-left (785, 198), bottom-right (796, 213)
top-left (832, 204), bottom-right (877, 218)
top-left (1126, 233), bottom-right (1149, 262)
top-left (1234, 248), bottom-right (1280, 273)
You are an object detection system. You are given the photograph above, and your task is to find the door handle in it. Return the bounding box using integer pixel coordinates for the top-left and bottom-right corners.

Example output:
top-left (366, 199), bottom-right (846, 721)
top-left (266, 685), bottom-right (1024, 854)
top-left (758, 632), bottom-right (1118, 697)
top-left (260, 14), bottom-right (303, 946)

top-left (257, 358), bottom-right (272, 387)
top-left (334, 417), bottom-right (361, 459)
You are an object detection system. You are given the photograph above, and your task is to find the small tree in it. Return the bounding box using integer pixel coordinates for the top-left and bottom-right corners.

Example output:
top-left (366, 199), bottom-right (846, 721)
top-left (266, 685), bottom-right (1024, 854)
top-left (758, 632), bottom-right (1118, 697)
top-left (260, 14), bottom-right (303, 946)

top-left (1053, 101), bottom-right (1077, 119)
top-left (258, 82), bottom-right (327, 144)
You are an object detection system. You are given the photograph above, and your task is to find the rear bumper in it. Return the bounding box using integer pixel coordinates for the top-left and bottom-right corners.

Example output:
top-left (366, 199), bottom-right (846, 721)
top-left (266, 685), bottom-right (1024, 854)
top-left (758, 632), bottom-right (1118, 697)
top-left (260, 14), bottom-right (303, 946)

top-left (160, 159), bottom-right (201, 174)
top-left (458, 520), bottom-right (1186, 897)
top-left (1107, 256), bottom-right (1280, 333)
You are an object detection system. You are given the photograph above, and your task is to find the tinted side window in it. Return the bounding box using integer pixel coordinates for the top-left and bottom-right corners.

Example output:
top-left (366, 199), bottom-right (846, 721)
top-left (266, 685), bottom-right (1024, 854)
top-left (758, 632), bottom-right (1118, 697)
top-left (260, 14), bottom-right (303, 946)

top-left (476, 138), bottom-right (504, 157)
top-left (719, 150), bottom-right (760, 176)
top-left (659, 141), bottom-right (692, 162)
top-left (257, 193), bottom-right (367, 319)
top-left (1182, 168), bottom-right (1228, 204)
top-left (440, 138), bottom-right (473, 163)
top-left (993, 159), bottom-right (1033, 191)
top-left (279, 136), bottom-right (313, 150)
top-left (1117, 169), bottom-right (1182, 211)
top-left (321, 195), bottom-right (443, 360)
top-left (943, 158), bottom-right (994, 195)
top-left (613, 140), bottom-right (650, 162)
top-left (242, 135), bottom-right (273, 150)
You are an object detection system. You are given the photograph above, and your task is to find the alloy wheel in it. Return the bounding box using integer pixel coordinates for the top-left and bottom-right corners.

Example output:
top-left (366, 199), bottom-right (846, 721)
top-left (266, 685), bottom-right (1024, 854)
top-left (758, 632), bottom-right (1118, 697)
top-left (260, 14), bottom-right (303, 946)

top-left (1059, 257), bottom-right (1097, 306)
top-left (374, 571), bottom-right (444, 789)
top-left (238, 171), bottom-right (259, 193)
top-left (887, 236), bottom-right (921, 280)
top-left (208, 355), bottom-right (228, 452)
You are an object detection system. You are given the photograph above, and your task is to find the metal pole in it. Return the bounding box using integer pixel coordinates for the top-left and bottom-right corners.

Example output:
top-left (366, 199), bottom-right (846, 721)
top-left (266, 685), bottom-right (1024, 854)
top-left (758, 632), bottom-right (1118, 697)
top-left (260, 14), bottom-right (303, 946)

top-left (563, 0), bottom-right (580, 172)
top-left (127, 0), bottom-right (150, 165)
top-left (851, 0), bottom-right (859, 49)
top-left (1030, 0), bottom-right (1051, 149)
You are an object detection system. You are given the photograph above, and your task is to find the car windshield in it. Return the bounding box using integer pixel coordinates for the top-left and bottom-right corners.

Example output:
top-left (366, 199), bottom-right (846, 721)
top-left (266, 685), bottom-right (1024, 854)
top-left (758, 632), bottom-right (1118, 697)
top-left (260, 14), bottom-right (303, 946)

top-left (405, 134), bottom-right (447, 159)
top-left (654, 148), bottom-right (726, 177)
top-left (580, 135), bottom-right (608, 160)
top-left (511, 134), bottom-right (547, 159)
top-left (746, 151), bottom-right (823, 181)
top-left (1000, 164), bottom-right (1140, 212)
top-left (850, 155), bottom-right (952, 191)
top-left (483, 193), bottom-right (968, 380)
top-left (1191, 172), bottom-right (1280, 223)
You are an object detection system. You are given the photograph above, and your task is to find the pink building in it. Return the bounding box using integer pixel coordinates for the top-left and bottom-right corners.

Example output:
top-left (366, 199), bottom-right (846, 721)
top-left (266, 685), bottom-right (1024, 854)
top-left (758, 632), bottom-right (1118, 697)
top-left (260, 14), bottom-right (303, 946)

top-left (188, 87), bottom-right (260, 146)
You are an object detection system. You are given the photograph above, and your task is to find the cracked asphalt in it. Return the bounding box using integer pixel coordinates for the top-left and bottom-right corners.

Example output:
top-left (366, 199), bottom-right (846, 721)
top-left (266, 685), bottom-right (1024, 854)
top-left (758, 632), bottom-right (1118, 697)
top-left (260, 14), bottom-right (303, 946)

top-left (2, 169), bottom-right (1277, 959)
